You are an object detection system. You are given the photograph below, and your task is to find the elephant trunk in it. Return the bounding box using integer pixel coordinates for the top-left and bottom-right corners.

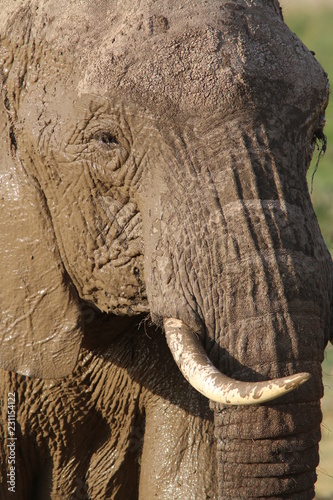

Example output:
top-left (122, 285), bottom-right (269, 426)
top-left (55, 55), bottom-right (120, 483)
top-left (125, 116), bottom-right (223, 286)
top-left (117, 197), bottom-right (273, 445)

top-left (143, 117), bottom-right (332, 498)
top-left (206, 185), bottom-right (329, 498)
top-left (162, 237), bottom-right (327, 498)
top-left (213, 397), bottom-right (322, 499)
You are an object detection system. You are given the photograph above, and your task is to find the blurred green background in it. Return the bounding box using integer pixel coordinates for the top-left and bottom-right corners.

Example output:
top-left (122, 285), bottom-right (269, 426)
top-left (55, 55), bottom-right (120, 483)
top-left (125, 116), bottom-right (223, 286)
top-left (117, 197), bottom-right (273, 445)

top-left (282, 1), bottom-right (333, 498)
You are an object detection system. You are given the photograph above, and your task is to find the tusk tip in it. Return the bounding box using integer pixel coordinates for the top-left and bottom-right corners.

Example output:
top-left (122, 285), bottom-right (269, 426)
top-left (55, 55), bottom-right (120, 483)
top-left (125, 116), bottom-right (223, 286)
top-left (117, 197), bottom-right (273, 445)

top-left (284, 372), bottom-right (311, 390)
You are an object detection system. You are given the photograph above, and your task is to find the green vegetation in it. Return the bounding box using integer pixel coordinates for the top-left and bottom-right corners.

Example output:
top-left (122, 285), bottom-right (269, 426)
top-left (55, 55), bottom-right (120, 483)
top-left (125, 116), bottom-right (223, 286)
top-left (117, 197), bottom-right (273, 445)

top-left (283, 8), bottom-right (333, 499)
top-left (319, 345), bottom-right (333, 499)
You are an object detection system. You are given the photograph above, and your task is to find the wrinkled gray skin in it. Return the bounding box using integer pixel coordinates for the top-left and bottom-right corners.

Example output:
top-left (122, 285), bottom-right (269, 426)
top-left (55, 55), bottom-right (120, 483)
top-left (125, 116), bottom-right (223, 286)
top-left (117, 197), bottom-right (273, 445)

top-left (0, 0), bottom-right (332, 498)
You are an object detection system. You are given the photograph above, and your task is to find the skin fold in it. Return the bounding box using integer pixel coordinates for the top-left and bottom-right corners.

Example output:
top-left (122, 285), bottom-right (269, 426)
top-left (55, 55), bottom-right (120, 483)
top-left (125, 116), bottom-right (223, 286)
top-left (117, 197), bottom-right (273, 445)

top-left (0, 0), bottom-right (332, 498)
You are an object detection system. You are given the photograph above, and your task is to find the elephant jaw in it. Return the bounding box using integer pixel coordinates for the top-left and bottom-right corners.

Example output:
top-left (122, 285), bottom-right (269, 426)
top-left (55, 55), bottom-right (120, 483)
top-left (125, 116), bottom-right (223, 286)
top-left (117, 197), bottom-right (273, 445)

top-left (163, 318), bottom-right (310, 406)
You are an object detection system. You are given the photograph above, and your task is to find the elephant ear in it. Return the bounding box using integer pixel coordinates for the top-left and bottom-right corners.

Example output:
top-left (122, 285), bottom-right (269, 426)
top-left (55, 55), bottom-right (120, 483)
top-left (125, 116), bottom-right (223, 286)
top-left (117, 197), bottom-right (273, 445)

top-left (0, 98), bottom-right (83, 379)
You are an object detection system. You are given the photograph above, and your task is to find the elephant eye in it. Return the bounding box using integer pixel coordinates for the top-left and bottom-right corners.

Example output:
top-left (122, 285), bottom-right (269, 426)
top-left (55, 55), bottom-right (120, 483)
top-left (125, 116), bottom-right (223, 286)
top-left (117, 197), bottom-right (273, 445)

top-left (89, 128), bottom-right (129, 174)
top-left (93, 131), bottom-right (119, 149)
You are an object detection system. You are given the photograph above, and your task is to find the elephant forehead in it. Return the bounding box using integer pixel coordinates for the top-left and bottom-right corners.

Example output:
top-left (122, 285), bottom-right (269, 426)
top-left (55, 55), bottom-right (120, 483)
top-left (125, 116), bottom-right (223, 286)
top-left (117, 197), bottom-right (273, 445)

top-left (78, 26), bottom-right (235, 114)
top-left (76, 1), bottom-right (327, 120)
top-left (75, 1), bottom-right (237, 111)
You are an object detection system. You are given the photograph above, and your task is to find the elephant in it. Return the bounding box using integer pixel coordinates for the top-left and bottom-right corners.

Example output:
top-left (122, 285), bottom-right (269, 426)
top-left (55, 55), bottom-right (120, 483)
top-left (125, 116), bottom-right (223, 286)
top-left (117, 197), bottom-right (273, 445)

top-left (0, 0), bottom-right (332, 498)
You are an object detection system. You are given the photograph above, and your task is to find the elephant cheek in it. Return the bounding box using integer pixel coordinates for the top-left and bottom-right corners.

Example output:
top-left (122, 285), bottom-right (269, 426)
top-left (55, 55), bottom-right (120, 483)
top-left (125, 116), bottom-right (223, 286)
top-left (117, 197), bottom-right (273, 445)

top-left (50, 193), bottom-right (149, 315)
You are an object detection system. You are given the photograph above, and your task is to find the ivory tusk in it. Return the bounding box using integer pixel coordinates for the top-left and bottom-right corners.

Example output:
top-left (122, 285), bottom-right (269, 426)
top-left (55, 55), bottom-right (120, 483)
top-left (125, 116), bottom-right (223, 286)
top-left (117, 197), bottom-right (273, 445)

top-left (163, 318), bottom-right (310, 406)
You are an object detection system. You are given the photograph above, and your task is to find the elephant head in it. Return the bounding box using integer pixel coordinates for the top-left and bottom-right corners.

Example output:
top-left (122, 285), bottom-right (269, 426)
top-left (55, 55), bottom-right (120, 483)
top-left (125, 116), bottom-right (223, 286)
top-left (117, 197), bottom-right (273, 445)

top-left (1, 0), bottom-right (332, 497)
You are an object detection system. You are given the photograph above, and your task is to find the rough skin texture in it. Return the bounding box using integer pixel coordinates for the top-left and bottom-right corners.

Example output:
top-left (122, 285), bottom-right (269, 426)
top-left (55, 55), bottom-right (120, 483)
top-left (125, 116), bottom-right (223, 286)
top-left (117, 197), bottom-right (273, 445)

top-left (0, 0), bottom-right (332, 498)
top-left (0, 315), bottom-right (216, 499)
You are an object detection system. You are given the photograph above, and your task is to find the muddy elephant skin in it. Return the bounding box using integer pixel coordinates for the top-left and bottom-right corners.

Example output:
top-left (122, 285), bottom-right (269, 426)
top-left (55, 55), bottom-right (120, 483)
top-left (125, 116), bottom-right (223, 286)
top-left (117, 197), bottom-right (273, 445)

top-left (0, 0), bottom-right (332, 498)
